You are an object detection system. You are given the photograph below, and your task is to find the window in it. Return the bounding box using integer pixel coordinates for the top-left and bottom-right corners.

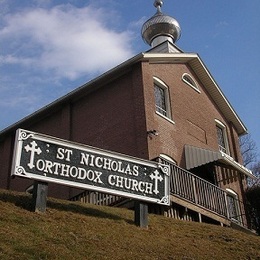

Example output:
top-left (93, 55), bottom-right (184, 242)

top-left (153, 77), bottom-right (172, 121)
top-left (216, 125), bottom-right (226, 152)
top-left (182, 73), bottom-right (200, 93)
top-left (226, 189), bottom-right (242, 224)
top-left (215, 119), bottom-right (230, 154)
top-left (154, 84), bottom-right (167, 116)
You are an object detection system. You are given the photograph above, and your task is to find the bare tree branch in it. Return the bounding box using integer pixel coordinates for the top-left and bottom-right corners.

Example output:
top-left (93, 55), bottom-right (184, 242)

top-left (239, 134), bottom-right (258, 167)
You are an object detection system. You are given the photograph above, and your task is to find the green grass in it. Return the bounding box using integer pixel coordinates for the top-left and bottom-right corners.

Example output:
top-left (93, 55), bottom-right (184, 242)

top-left (0, 189), bottom-right (259, 260)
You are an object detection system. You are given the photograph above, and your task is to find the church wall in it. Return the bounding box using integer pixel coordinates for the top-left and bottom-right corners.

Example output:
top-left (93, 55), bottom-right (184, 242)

top-left (70, 64), bottom-right (148, 159)
top-left (141, 62), bottom-right (233, 163)
top-left (141, 61), bottom-right (244, 201)
top-left (0, 136), bottom-right (13, 190)
top-left (0, 63), bottom-right (150, 199)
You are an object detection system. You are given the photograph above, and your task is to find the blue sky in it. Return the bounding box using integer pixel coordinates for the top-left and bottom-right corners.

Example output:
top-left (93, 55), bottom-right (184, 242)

top-left (0, 0), bottom-right (259, 159)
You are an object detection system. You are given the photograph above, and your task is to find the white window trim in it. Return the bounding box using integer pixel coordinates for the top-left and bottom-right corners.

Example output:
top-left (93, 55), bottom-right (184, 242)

top-left (153, 76), bottom-right (174, 124)
top-left (182, 73), bottom-right (201, 93)
top-left (226, 188), bottom-right (242, 223)
top-left (226, 188), bottom-right (238, 197)
top-left (155, 111), bottom-right (175, 124)
top-left (215, 119), bottom-right (230, 155)
top-left (159, 154), bottom-right (176, 164)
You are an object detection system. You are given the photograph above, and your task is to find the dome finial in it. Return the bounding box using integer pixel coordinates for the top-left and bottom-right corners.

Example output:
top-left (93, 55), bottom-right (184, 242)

top-left (154, 0), bottom-right (163, 13)
top-left (141, 0), bottom-right (181, 47)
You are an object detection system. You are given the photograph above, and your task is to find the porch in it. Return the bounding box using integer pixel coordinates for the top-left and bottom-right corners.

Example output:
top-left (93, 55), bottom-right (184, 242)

top-left (166, 163), bottom-right (245, 227)
top-left (71, 162), bottom-right (248, 229)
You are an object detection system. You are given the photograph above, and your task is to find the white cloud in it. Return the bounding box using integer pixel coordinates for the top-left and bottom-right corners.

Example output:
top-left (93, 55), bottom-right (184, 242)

top-left (0, 4), bottom-right (134, 80)
top-left (0, 3), bottom-right (138, 130)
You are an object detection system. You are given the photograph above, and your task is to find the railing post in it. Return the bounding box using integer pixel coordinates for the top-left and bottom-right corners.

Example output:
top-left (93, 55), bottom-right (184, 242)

top-left (192, 176), bottom-right (198, 205)
top-left (224, 192), bottom-right (230, 219)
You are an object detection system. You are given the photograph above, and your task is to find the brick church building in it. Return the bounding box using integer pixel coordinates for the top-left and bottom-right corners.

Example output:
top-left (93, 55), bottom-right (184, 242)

top-left (0, 1), bottom-right (256, 229)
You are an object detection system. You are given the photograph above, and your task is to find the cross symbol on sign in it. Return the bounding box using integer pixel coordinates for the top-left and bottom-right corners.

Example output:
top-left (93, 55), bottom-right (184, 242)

top-left (24, 141), bottom-right (42, 169)
top-left (150, 170), bottom-right (163, 195)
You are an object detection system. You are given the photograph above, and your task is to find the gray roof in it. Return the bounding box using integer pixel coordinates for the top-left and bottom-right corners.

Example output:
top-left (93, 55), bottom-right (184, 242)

top-left (185, 145), bottom-right (255, 179)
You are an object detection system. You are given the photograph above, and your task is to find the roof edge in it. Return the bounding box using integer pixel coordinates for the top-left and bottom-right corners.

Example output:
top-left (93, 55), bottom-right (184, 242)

top-left (141, 52), bottom-right (247, 135)
top-left (191, 55), bottom-right (248, 135)
top-left (0, 53), bottom-right (145, 138)
top-left (0, 52), bottom-right (248, 139)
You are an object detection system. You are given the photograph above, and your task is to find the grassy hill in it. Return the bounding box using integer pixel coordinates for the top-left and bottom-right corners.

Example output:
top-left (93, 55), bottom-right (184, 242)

top-left (0, 189), bottom-right (259, 260)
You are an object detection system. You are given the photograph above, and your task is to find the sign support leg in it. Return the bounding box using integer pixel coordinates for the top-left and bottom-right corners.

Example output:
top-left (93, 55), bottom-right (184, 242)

top-left (134, 201), bottom-right (148, 228)
top-left (32, 181), bottom-right (48, 213)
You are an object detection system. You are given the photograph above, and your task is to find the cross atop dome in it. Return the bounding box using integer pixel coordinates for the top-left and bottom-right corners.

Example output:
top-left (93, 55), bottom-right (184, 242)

top-left (154, 0), bottom-right (163, 13)
top-left (141, 0), bottom-right (181, 48)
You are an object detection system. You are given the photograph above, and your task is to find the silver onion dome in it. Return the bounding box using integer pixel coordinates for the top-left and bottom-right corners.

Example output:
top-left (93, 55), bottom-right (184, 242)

top-left (141, 0), bottom-right (181, 47)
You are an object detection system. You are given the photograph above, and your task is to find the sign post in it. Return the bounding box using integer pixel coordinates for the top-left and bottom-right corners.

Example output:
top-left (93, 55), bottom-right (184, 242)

top-left (134, 201), bottom-right (148, 228)
top-left (32, 181), bottom-right (48, 213)
top-left (12, 129), bottom-right (170, 227)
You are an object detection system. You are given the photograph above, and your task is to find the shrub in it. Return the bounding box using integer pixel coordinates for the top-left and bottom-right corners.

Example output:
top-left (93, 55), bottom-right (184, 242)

top-left (246, 185), bottom-right (260, 234)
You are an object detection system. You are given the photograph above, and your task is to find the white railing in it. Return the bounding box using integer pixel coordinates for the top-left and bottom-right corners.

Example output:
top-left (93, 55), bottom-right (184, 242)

top-left (71, 161), bottom-right (248, 226)
top-left (169, 164), bottom-right (229, 218)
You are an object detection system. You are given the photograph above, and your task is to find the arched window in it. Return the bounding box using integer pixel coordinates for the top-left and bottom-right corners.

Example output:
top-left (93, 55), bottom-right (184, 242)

top-left (153, 77), bottom-right (173, 121)
top-left (226, 188), bottom-right (241, 223)
top-left (215, 119), bottom-right (230, 154)
top-left (158, 154), bottom-right (176, 165)
top-left (182, 73), bottom-right (200, 93)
